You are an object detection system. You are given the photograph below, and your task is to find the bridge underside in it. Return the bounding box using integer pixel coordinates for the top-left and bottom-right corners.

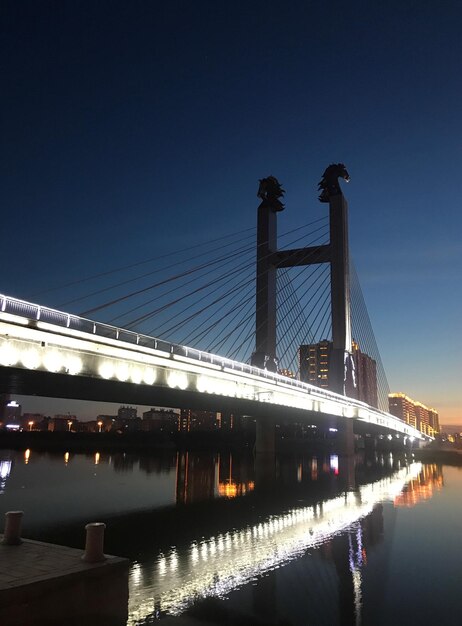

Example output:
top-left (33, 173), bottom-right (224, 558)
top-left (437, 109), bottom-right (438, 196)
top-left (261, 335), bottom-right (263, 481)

top-left (0, 365), bottom-right (411, 441)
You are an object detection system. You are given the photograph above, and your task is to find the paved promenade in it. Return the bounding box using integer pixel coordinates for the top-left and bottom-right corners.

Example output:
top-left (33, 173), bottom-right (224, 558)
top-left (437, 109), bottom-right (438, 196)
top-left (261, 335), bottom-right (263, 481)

top-left (0, 536), bottom-right (129, 625)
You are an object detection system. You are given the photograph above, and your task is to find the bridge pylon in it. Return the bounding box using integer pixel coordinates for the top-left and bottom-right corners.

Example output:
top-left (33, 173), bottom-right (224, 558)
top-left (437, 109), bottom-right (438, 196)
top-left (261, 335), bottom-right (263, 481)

top-left (251, 164), bottom-right (352, 395)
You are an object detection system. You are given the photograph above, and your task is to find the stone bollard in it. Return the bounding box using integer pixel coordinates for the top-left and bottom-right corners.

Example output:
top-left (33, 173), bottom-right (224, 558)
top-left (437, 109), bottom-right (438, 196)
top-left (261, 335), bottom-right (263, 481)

top-left (2, 511), bottom-right (24, 545)
top-left (82, 522), bottom-right (106, 563)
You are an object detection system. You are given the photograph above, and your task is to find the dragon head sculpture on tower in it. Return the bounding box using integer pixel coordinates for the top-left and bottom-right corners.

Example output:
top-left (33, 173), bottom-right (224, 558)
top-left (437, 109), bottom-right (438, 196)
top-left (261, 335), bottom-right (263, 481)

top-left (318, 163), bottom-right (350, 203)
top-left (257, 175), bottom-right (285, 211)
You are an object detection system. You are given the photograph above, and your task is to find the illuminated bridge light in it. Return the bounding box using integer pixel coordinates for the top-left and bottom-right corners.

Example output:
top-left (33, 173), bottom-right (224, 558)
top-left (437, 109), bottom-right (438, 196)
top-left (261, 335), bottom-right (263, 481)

top-left (99, 361), bottom-right (114, 379)
top-left (167, 371), bottom-right (188, 390)
top-left (143, 368), bottom-right (156, 385)
top-left (116, 363), bottom-right (130, 382)
top-left (66, 355), bottom-right (82, 375)
top-left (22, 348), bottom-right (40, 370)
top-left (43, 350), bottom-right (63, 373)
top-left (0, 342), bottom-right (18, 366)
top-left (130, 367), bottom-right (143, 384)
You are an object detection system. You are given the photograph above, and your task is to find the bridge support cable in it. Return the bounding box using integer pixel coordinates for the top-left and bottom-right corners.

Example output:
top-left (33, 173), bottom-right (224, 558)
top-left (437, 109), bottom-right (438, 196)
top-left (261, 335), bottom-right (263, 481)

top-left (78, 237), bottom-right (258, 319)
top-left (113, 223), bottom-right (328, 330)
top-left (35, 226), bottom-right (258, 300)
top-left (73, 219), bottom-right (328, 345)
top-left (293, 286), bottom-right (332, 378)
top-left (181, 282), bottom-right (255, 350)
top-left (58, 228), bottom-right (258, 311)
top-left (225, 311), bottom-right (256, 362)
top-left (275, 267), bottom-right (329, 372)
top-left (136, 223), bottom-right (330, 351)
top-left (204, 295), bottom-right (256, 356)
top-left (180, 283), bottom-right (255, 348)
top-left (275, 264), bottom-right (330, 355)
top-left (124, 253), bottom-right (257, 331)
top-left (244, 229), bottom-right (328, 368)
top-left (349, 259), bottom-right (390, 411)
top-left (146, 225), bottom-right (328, 341)
top-left (276, 268), bottom-right (331, 374)
top-left (70, 218), bottom-right (327, 318)
top-left (224, 227), bottom-right (326, 362)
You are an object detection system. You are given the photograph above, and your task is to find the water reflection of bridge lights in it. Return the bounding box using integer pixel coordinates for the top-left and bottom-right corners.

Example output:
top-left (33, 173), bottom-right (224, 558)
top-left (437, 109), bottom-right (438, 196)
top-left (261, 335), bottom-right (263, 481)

top-left (127, 463), bottom-right (423, 624)
top-left (0, 459), bottom-right (12, 494)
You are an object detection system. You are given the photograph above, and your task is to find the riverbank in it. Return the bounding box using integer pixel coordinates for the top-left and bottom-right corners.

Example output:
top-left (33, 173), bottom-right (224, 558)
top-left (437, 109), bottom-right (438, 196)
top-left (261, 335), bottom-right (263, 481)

top-left (414, 446), bottom-right (462, 465)
top-left (0, 429), bottom-right (255, 453)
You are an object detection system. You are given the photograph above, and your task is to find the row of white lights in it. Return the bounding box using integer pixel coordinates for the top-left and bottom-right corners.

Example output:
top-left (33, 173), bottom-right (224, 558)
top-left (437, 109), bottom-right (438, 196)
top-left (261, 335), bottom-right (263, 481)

top-left (0, 311), bottom-right (425, 440)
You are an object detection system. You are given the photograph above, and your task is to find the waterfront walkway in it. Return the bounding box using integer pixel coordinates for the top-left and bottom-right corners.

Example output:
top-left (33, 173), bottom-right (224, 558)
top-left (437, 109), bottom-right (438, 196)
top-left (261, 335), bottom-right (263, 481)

top-left (0, 536), bottom-right (129, 625)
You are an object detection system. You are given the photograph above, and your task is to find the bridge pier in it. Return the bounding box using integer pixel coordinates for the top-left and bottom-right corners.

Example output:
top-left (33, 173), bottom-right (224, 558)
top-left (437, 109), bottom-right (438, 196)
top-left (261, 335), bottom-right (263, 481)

top-left (255, 416), bottom-right (275, 455)
top-left (254, 416), bottom-right (276, 489)
top-left (337, 418), bottom-right (355, 457)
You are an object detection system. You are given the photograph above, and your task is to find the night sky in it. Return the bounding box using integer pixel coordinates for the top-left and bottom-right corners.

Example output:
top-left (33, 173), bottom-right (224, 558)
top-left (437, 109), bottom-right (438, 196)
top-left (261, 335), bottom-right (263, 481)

top-left (1, 1), bottom-right (461, 423)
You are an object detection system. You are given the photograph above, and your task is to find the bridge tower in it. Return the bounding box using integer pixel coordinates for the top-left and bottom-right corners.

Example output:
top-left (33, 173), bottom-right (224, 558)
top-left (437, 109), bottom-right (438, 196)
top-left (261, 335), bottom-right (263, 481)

top-left (251, 164), bottom-right (352, 392)
top-left (251, 165), bottom-right (354, 455)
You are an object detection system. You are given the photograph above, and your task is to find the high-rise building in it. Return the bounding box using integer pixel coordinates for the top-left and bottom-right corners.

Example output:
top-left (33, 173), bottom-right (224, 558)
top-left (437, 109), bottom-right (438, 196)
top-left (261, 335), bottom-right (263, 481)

top-left (388, 393), bottom-right (439, 436)
top-left (278, 368), bottom-right (296, 379)
top-left (299, 340), bottom-right (332, 389)
top-left (299, 340), bottom-right (378, 407)
top-left (178, 409), bottom-right (219, 432)
top-left (351, 341), bottom-right (378, 408)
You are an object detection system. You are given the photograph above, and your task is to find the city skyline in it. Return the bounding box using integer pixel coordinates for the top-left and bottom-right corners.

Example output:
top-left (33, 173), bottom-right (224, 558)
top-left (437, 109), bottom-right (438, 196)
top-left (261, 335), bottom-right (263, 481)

top-left (2, 2), bottom-right (461, 423)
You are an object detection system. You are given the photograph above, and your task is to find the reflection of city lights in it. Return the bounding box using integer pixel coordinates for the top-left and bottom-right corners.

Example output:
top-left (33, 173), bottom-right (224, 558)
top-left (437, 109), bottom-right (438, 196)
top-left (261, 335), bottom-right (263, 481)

top-left (158, 556), bottom-right (167, 576)
top-left (95, 452), bottom-right (100, 465)
top-left (330, 455), bottom-right (339, 475)
top-left (130, 562), bottom-right (142, 587)
top-left (24, 449), bottom-right (31, 464)
top-left (170, 550), bottom-right (178, 571)
top-left (311, 457), bottom-right (318, 480)
top-left (64, 452), bottom-right (70, 464)
top-left (0, 459), bottom-right (12, 494)
top-left (127, 463), bottom-right (424, 623)
top-left (217, 481), bottom-right (254, 498)
top-left (394, 464), bottom-right (443, 507)
top-left (0, 460), bottom-right (12, 480)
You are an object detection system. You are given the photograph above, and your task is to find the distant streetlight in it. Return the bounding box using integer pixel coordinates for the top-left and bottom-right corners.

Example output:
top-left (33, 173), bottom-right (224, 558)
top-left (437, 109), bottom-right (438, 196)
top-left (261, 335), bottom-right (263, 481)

top-left (28, 421), bottom-right (34, 431)
top-left (67, 420), bottom-right (73, 432)
top-left (97, 420), bottom-right (103, 433)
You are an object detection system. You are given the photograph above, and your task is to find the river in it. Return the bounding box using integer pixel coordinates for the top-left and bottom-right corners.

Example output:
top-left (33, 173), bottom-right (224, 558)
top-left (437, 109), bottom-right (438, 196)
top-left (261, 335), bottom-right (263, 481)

top-left (0, 447), bottom-right (460, 625)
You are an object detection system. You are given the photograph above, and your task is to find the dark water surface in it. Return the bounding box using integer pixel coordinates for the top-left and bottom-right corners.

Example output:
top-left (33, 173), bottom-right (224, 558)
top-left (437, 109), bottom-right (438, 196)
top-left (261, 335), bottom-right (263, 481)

top-left (0, 448), bottom-right (460, 625)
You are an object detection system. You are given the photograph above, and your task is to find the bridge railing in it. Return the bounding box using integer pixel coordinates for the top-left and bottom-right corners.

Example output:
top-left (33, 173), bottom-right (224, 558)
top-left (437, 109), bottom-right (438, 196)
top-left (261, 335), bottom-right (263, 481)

top-left (0, 293), bottom-right (426, 437)
top-left (1, 293), bottom-right (343, 396)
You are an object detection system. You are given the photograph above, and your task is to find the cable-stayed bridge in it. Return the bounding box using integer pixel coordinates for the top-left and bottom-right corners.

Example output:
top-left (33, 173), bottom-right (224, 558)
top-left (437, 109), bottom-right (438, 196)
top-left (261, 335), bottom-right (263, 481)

top-left (0, 167), bottom-right (431, 450)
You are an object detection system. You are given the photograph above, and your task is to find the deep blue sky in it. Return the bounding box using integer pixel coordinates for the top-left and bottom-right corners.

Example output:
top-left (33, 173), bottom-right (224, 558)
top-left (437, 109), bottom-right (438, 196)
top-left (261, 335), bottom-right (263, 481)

top-left (1, 1), bottom-right (461, 422)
